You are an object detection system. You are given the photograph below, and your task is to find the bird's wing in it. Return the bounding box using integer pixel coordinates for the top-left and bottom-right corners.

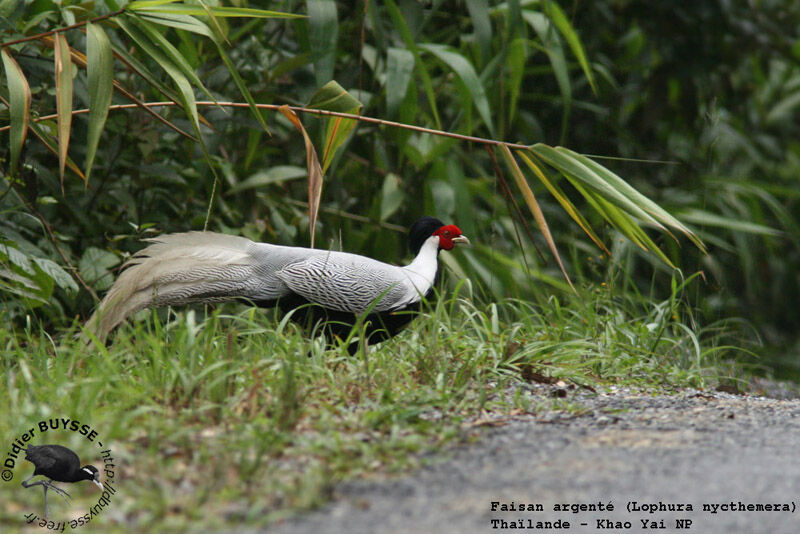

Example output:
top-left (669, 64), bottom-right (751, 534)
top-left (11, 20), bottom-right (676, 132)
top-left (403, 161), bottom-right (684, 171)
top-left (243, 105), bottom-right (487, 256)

top-left (27, 445), bottom-right (77, 471)
top-left (275, 255), bottom-right (419, 314)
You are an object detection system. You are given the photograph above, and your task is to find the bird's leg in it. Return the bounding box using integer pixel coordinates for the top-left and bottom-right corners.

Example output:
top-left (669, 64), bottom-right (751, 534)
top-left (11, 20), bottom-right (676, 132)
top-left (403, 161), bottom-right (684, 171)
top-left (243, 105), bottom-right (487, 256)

top-left (43, 480), bottom-right (72, 502)
top-left (22, 478), bottom-right (68, 496)
top-left (42, 480), bottom-right (72, 518)
top-left (22, 479), bottom-right (71, 518)
top-left (21, 476), bottom-right (45, 517)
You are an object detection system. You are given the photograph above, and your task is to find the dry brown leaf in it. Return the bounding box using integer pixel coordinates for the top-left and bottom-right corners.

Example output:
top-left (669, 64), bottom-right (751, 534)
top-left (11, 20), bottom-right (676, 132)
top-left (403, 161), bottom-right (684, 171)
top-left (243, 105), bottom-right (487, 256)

top-left (279, 105), bottom-right (324, 248)
top-left (500, 145), bottom-right (576, 292)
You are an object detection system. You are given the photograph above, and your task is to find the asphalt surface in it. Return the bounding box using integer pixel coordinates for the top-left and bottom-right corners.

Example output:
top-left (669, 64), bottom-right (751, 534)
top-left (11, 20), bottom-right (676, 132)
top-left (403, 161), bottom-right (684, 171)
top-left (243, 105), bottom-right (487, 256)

top-left (266, 384), bottom-right (800, 533)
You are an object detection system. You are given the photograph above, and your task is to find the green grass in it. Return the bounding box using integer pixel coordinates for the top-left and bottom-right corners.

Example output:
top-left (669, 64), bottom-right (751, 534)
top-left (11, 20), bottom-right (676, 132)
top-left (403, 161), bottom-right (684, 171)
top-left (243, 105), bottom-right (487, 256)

top-left (0, 281), bottom-right (748, 531)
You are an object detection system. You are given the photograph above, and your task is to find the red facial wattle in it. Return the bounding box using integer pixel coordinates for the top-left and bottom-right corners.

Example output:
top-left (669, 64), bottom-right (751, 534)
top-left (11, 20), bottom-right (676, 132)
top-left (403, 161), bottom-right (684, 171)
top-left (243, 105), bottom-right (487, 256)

top-left (433, 225), bottom-right (464, 250)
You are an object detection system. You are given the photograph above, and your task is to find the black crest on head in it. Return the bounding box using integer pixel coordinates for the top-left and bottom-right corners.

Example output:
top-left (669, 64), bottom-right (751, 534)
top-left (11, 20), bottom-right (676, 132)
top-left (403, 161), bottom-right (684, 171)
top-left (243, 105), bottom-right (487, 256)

top-left (408, 216), bottom-right (446, 255)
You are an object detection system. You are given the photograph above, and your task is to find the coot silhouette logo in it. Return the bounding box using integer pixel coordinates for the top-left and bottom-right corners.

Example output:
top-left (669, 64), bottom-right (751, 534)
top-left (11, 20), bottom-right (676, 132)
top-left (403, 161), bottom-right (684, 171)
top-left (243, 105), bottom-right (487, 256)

top-left (2, 418), bottom-right (119, 529)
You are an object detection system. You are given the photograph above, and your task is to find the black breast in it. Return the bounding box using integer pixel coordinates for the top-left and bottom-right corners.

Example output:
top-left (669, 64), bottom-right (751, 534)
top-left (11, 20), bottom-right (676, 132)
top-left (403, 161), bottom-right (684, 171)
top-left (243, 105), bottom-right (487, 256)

top-left (276, 291), bottom-right (429, 354)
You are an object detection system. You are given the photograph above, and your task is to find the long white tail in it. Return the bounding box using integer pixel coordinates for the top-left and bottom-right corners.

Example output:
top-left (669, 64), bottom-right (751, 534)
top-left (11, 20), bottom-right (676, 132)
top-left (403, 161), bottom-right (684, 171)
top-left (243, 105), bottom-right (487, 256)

top-left (84, 232), bottom-right (268, 342)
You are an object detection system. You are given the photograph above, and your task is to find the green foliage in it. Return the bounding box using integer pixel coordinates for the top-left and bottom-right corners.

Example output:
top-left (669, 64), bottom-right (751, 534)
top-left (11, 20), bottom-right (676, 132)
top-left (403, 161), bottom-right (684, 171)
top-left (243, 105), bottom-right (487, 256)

top-left (0, 285), bottom-right (746, 528)
top-left (0, 236), bottom-right (77, 305)
top-left (0, 0), bottom-right (797, 376)
top-left (0, 2), bottom-right (692, 324)
top-left (563, 1), bottom-right (800, 375)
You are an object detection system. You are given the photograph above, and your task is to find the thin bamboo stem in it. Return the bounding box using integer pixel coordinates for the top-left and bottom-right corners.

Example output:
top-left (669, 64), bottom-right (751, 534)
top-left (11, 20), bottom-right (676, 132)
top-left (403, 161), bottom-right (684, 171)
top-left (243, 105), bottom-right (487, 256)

top-left (0, 10), bottom-right (126, 48)
top-left (0, 100), bottom-right (532, 149)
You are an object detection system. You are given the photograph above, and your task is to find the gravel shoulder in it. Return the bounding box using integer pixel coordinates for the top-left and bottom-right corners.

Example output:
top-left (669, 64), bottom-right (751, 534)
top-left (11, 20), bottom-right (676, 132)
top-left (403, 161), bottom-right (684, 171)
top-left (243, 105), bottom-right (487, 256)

top-left (266, 384), bottom-right (800, 533)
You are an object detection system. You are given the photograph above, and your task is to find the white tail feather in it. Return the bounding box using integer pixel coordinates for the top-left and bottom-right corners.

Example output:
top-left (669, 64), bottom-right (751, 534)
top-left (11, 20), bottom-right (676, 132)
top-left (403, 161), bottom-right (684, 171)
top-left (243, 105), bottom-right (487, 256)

top-left (84, 232), bottom-right (268, 343)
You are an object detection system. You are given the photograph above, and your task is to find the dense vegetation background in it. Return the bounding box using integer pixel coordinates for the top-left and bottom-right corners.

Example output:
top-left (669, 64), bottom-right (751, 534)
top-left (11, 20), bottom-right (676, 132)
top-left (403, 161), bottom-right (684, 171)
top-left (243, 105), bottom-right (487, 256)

top-left (4, 1), bottom-right (800, 528)
top-left (1, 0), bottom-right (799, 376)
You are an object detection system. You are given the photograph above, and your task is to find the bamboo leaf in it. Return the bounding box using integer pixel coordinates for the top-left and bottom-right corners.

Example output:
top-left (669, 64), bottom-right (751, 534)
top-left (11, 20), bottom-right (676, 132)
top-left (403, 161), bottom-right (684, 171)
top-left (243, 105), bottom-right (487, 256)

top-left (111, 39), bottom-right (184, 105)
top-left (194, 0), bottom-right (228, 45)
top-left (106, 24), bottom-right (209, 135)
top-left (530, 143), bottom-right (667, 231)
top-left (35, 33), bottom-right (189, 141)
top-left (677, 209), bottom-right (783, 236)
top-left (115, 79), bottom-right (197, 140)
top-left (380, 173), bottom-right (404, 221)
top-left (572, 180), bottom-right (676, 267)
top-left (54, 33), bottom-right (74, 185)
top-left (517, 150), bottom-right (609, 254)
top-left (543, 0), bottom-right (597, 94)
top-left (116, 15), bottom-right (201, 130)
top-left (227, 166), bottom-right (307, 194)
top-left (420, 43), bottom-right (495, 136)
top-left (137, 12), bottom-right (215, 37)
top-left (1, 49), bottom-right (30, 174)
top-left (307, 79), bottom-right (362, 112)
top-left (500, 145), bottom-right (575, 291)
top-left (216, 43), bottom-right (270, 134)
top-left (384, 0), bottom-right (441, 129)
top-left (559, 147), bottom-right (706, 251)
top-left (307, 81), bottom-right (362, 172)
top-left (27, 119), bottom-right (86, 181)
top-left (129, 3), bottom-right (303, 18)
top-left (117, 13), bottom-right (220, 227)
top-left (136, 11), bottom-right (269, 133)
top-left (129, 13), bottom-right (218, 107)
top-left (306, 0), bottom-right (338, 87)
top-left (507, 37), bottom-right (527, 125)
top-left (85, 22), bottom-right (114, 180)
top-left (386, 47), bottom-right (414, 117)
top-left (279, 106), bottom-right (324, 248)
top-left (523, 11), bottom-right (570, 139)
top-left (127, 0), bottom-right (182, 8)
top-left (465, 0), bottom-right (491, 63)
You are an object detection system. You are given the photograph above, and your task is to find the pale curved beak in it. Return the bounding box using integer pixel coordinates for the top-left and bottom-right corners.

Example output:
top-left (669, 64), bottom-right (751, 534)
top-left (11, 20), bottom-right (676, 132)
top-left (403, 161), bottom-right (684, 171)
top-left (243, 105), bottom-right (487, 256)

top-left (452, 235), bottom-right (471, 246)
top-left (93, 479), bottom-right (104, 491)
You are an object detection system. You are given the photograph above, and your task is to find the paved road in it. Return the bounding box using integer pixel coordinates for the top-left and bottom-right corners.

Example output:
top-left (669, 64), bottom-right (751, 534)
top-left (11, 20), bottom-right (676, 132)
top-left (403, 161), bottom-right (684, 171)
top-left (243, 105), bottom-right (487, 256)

top-left (267, 386), bottom-right (800, 533)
